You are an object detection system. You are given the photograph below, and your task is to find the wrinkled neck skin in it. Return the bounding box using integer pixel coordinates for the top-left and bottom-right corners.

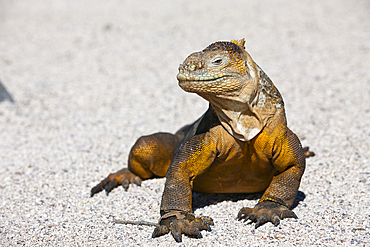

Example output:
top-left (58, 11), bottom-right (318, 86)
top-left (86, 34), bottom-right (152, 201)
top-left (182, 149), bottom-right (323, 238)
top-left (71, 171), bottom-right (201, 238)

top-left (198, 58), bottom-right (284, 141)
top-left (199, 74), bottom-right (264, 142)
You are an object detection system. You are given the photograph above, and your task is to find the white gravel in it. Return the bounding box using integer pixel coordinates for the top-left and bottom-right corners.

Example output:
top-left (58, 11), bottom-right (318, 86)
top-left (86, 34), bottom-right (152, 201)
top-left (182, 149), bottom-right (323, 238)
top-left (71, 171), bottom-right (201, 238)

top-left (1, 0), bottom-right (369, 246)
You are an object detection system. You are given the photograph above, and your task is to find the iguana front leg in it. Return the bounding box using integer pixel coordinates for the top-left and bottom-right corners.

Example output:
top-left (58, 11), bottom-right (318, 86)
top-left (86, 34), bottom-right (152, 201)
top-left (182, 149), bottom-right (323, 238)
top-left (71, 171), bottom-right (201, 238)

top-left (238, 129), bottom-right (306, 228)
top-left (91, 168), bottom-right (142, 196)
top-left (90, 132), bottom-right (182, 196)
top-left (152, 133), bottom-right (217, 242)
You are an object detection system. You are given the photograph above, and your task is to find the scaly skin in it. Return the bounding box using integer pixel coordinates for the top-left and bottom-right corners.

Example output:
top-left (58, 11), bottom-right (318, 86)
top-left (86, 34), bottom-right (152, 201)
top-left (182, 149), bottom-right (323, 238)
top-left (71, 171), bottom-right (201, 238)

top-left (91, 39), bottom-right (313, 242)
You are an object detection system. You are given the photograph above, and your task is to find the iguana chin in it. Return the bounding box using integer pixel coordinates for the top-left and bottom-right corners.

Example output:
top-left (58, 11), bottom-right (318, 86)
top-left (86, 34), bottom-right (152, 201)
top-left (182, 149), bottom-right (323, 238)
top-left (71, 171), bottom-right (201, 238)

top-left (91, 39), bottom-right (314, 243)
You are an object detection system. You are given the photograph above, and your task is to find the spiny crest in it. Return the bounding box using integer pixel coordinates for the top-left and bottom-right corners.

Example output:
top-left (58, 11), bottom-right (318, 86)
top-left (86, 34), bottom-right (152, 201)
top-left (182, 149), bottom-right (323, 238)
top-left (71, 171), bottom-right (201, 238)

top-left (203, 39), bottom-right (245, 55)
top-left (230, 38), bottom-right (246, 50)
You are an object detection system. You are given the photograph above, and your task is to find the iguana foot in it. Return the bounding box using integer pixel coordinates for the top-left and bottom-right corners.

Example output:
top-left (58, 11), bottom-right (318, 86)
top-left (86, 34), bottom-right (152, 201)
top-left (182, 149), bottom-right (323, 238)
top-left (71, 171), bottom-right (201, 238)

top-left (152, 211), bottom-right (213, 242)
top-left (237, 201), bottom-right (297, 228)
top-left (90, 168), bottom-right (142, 197)
top-left (303, 146), bottom-right (315, 158)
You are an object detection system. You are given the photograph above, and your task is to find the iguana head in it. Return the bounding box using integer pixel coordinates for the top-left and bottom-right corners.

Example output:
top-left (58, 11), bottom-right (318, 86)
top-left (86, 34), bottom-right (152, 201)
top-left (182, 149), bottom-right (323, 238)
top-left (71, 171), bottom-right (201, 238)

top-left (177, 39), bottom-right (284, 141)
top-left (177, 39), bottom-right (251, 96)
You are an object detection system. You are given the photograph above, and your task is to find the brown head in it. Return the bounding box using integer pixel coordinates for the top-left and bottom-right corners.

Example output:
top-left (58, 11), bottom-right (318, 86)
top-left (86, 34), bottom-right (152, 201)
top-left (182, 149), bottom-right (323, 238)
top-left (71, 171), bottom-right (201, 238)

top-left (177, 39), bottom-right (254, 97)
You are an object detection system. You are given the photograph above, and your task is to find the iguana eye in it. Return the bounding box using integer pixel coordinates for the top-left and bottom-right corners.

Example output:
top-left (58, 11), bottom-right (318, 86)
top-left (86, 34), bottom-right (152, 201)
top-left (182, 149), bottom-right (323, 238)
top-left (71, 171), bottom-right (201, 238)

top-left (213, 58), bottom-right (223, 65)
top-left (209, 55), bottom-right (228, 68)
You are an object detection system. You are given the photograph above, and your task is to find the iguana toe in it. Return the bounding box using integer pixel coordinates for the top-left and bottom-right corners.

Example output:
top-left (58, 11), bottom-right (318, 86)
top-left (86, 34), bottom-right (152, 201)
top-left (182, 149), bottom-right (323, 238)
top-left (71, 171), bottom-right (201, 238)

top-left (152, 225), bottom-right (169, 238)
top-left (238, 201), bottom-right (297, 228)
top-left (90, 168), bottom-right (142, 197)
top-left (152, 211), bottom-right (213, 242)
top-left (303, 146), bottom-right (315, 158)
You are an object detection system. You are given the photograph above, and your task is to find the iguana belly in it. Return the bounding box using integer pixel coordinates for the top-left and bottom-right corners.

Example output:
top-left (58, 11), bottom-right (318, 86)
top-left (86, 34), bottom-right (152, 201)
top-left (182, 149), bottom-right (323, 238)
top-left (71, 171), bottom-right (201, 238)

top-left (192, 157), bottom-right (276, 193)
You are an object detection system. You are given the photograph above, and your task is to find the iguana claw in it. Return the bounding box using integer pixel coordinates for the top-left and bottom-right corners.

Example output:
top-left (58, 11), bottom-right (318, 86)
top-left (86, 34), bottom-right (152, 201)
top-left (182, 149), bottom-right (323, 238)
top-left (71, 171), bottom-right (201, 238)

top-left (237, 201), bottom-right (297, 228)
top-left (152, 211), bottom-right (213, 242)
top-left (90, 168), bottom-right (142, 197)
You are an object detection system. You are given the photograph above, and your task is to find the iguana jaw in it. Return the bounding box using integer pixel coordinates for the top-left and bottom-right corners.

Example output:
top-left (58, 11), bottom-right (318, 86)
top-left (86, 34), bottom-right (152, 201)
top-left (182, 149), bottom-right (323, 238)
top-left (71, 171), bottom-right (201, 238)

top-left (177, 72), bottom-right (226, 82)
top-left (177, 72), bottom-right (243, 94)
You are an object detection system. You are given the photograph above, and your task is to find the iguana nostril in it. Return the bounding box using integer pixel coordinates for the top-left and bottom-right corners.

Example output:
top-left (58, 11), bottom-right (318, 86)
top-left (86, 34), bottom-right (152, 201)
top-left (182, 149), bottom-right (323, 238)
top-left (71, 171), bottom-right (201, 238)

top-left (178, 64), bottom-right (184, 71)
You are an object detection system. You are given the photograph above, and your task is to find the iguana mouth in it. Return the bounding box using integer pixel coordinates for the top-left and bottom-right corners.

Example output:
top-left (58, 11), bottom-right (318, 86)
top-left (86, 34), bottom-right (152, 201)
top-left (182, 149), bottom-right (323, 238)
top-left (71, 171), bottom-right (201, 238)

top-left (177, 73), bottom-right (242, 94)
top-left (177, 73), bottom-right (229, 82)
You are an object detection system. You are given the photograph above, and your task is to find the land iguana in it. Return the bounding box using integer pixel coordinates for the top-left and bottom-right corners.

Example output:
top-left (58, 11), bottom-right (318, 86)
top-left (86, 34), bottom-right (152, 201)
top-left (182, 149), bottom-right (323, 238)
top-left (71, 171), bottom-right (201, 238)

top-left (91, 39), bottom-right (314, 242)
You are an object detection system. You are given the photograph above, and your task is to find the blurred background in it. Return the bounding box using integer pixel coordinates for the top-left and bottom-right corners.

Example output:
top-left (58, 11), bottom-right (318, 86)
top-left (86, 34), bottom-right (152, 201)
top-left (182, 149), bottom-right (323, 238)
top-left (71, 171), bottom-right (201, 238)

top-left (0, 0), bottom-right (369, 245)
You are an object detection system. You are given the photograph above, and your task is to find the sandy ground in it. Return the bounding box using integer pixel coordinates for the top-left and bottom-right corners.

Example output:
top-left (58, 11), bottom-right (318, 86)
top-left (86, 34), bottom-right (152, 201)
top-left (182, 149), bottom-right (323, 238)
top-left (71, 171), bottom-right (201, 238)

top-left (0, 0), bottom-right (369, 246)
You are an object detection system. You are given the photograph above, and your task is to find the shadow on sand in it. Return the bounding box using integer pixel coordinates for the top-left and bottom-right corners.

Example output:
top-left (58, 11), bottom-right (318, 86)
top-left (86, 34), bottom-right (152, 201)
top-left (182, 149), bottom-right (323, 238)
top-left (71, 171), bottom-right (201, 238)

top-left (0, 80), bottom-right (14, 103)
top-left (192, 190), bottom-right (306, 210)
